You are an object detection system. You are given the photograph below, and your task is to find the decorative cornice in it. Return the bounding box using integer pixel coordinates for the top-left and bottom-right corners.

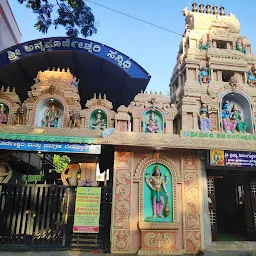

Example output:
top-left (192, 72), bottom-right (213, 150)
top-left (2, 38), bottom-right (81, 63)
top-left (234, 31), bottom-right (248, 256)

top-left (2, 126), bottom-right (256, 152)
top-left (138, 221), bottom-right (180, 230)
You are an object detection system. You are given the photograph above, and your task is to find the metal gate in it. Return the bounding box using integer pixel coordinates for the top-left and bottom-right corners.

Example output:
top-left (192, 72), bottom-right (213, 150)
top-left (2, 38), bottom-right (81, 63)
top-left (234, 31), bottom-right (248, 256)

top-left (0, 183), bottom-right (112, 251)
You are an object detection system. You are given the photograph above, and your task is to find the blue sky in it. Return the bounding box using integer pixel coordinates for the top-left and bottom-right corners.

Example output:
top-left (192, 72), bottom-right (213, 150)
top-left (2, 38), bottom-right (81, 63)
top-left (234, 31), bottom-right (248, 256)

top-left (8, 0), bottom-right (256, 94)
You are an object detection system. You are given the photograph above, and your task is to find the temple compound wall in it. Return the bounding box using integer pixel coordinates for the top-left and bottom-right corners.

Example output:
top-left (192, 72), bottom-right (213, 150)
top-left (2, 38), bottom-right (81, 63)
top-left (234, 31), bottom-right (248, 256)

top-left (111, 150), bottom-right (203, 255)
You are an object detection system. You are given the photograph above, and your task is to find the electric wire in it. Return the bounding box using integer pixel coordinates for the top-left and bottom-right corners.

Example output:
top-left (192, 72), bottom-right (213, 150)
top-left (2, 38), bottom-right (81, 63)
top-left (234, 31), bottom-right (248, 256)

top-left (87, 0), bottom-right (183, 37)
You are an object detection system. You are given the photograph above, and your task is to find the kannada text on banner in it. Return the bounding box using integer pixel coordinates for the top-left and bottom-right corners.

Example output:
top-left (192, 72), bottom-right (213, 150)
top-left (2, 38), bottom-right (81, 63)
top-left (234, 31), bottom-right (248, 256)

top-left (73, 187), bottom-right (101, 233)
top-left (210, 150), bottom-right (256, 167)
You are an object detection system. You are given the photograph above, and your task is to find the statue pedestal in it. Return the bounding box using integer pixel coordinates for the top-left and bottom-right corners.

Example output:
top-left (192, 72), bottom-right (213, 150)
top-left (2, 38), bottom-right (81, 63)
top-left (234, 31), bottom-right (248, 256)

top-left (137, 222), bottom-right (183, 255)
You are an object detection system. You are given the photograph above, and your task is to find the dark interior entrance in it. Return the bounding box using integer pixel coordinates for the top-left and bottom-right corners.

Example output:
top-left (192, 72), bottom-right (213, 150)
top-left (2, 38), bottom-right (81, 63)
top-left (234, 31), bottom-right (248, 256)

top-left (208, 170), bottom-right (256, 241)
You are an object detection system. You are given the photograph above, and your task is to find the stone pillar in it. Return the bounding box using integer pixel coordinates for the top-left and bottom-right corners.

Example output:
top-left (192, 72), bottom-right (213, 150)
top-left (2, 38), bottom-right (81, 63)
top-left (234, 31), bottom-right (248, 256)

top-left (193, 112), bottom-right (199, 130)
top-left (166, 119), bottom-right (173, 134)
top-left (133, 117), bottom-right (141, 132)
top-left (200, 155), bottom-right (212, 248)
top-left (182, 112), bottom-right (188, 130)
top-left (217, 71), bottom-right (222, 82)
top-left (244, 71), bottom-right (248, 85)
top-left (111, 151), bottom-right (133, 253)
top-left (183, 151), bottom-right (202, 253)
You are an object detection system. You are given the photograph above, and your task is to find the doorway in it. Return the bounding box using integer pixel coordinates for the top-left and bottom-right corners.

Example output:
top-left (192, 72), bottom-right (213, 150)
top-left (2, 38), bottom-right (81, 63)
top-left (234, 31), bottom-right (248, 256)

top-left (208, 171), bottom-right (256, 241)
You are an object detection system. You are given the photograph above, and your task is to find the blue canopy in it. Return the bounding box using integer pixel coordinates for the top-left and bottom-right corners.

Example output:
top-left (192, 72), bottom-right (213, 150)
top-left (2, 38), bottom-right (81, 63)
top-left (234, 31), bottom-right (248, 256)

top-left (0, 37), bottom-right (151, 110)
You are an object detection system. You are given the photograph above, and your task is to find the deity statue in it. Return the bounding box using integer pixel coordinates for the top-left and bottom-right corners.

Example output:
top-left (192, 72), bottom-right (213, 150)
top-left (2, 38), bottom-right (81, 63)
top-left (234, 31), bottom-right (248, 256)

top-left (0, 104), bottom-right (7, 124)
top-left (236, 38), bottom-right (246, 54)
top-left (0, 162), bottom-right (12, 183)
top-left (61, 163), bottom-right (80, 186)
top-left (247, 70), bottom-right (256, 86)
top-left (199, 67), bottom-right (211, 84)
top-left (92, 112), bottom-right (106, 130)
top-left (34, 76), bottom-right (40, 84)
top-left (230, 104), bottom-right (247, 133)
top-left (199, 35), bottom-right (210, 50)
top-left (145, 165), bottom-right (169, 218)
top-left (146, 112), bottom-right (160, 133)
top-left (42, 102), bottom-right (61, 128)
top-left (222, 102), bottom-right (237, 133)
top-left (68, 109), bottom-right (80, 128)
top-left (199, 104), bottom-right (211, 132)
top-left (72, 76), bottom-right (80, 88)
top-left (15, 104), bottom-right (27, 125)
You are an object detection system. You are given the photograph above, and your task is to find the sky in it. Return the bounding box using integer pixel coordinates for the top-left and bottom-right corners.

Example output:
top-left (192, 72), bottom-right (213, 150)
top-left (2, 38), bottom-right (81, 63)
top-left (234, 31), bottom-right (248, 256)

top-left (8, 0), bottom-right (256, 95)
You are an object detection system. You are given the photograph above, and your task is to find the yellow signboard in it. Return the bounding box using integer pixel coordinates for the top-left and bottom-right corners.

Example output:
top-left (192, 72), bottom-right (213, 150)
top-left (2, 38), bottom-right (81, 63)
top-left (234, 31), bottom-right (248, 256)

top-left (73, 187), bottom-right (101, 233)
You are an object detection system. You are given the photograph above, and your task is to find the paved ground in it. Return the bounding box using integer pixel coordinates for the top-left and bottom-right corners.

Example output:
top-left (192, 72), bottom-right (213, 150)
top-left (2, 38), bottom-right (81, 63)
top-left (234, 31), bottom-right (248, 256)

top-left (0, 252), bottom-right (138, 256)
top-left (0, 252), bottom-right (115, 256)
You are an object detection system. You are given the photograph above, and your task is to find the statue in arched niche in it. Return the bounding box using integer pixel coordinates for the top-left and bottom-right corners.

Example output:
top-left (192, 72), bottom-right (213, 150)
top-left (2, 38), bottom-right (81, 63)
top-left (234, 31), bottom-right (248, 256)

top-left (230, 104), bottom-right (247, 133)
top-left (0, 104), bottom-right (8, 124)
top-left (222, 102), bottom-right (237, 133)
top-left (199, 103), bottom-right (211, 132)
top-left (42, 101), bottom-right (61, 128)
top-left (145, 165), bottom-right (169, 218)
top-left (146, 112), bottom-right (160, 133)
top-left (92, 112), bottom-right (106, 130)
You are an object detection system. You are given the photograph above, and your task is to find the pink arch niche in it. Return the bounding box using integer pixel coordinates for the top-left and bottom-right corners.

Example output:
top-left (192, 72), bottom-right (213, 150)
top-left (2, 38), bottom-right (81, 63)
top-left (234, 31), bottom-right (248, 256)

top-left (0, 98), bottom-right (14, 125)
top-left (31, 94), bottom-right (69, 127)
top-left (141, 107), bottom-right (167, 133)
top-left (134, 157), bottom-right (178, 224)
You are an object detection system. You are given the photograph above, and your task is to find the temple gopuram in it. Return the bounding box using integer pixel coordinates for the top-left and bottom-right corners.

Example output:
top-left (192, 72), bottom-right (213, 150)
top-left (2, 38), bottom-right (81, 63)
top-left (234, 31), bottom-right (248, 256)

top-left (0, 3), bottom-right (256, 255)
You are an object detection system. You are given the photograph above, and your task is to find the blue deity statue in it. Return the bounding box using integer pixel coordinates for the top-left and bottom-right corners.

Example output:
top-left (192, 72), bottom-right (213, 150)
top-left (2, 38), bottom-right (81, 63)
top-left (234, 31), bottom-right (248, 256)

top-left (199, 67), bottom-right (211, 84)
top-left (72, 76), bottom-right (80, 88)
top-left (247, 71), bottom-right (256, 86)
top-left (236, 39), bottom-right (246, 54)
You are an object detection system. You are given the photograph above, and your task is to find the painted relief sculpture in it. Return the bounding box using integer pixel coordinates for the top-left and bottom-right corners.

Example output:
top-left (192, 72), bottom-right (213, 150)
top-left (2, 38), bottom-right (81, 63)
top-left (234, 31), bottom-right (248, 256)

top-left (199, 35), bottom-right (210, 50)
top-left (247, 70), bottom-right (256, 86)
top-left (92, 112), bottom-right (106, 130)
top-left (146, 112), bottom-right (160, 133)
top-left (68, 109), bottom-right (80, 128)
top-left (72, 76), bottom-right (80, 88)
top-left (199, 103), bottom-right (211, 132)
top-left (0, 104), bottom-right (8, 124)
top-left (145, 165), bottom-right (169, 218)
top-left (0, 162), bottom-right (12, 183)
top-left (61, 163), bottom-right (81, 186)
top-left (15, 104), bottom-right (27, 125)
top-left (222, 102), bottom-right (237, 133)
top-left (42, 102), bottom-right (61, 128)
top-left (199, 67), bottom-right (211, 84)
top-left (230, 104), bottom-right (247, 133)
top-left (236, 38), bottom-right (246, 54)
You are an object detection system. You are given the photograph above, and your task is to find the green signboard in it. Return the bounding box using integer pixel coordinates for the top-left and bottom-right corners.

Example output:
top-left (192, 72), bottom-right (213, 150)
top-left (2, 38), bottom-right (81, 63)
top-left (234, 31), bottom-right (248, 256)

top-left (73, 187), bottom-right (101, 233)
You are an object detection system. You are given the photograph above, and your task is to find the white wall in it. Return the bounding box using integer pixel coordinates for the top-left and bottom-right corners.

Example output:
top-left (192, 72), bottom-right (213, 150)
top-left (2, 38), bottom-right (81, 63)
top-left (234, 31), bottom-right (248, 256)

top-left (0, 0), bottom-right (21, 51)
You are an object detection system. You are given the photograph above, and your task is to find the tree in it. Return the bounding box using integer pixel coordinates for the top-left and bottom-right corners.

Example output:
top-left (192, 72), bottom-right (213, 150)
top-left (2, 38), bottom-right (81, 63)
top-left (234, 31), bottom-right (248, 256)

top-left (53, 154), bottom-right (71, 173)
top-left (17, 0), bottom-right (97, 37)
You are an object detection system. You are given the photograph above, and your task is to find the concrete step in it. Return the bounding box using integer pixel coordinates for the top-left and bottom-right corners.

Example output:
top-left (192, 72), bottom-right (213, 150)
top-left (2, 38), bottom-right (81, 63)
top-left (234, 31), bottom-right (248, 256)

top-left (203, 250), bottom-right (255, 256)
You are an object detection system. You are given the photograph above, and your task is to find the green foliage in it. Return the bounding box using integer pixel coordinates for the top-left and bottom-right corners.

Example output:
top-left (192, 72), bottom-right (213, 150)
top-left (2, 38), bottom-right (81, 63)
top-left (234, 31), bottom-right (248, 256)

top-left (17, 0), bottom-right (97, 37)
top-left (53, 154), bottom-right (71, 173)
top-left (22, 174), bottom-right (42, 183)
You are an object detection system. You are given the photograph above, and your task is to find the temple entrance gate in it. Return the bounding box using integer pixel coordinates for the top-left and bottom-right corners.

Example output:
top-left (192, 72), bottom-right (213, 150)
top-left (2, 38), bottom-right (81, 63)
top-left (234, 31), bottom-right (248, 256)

top-left (207, 170), bottom-right (256, 242)
top-left (0, 183), bottom-right (112, 251)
